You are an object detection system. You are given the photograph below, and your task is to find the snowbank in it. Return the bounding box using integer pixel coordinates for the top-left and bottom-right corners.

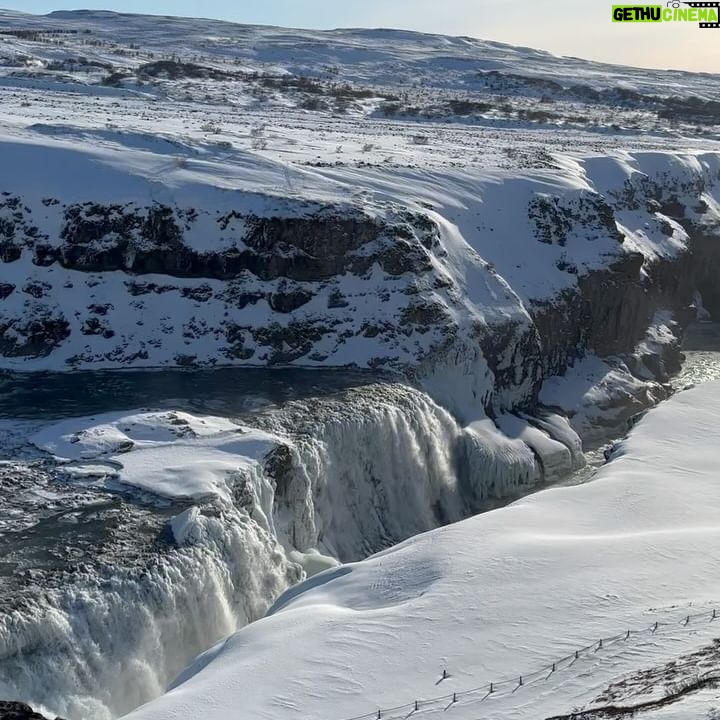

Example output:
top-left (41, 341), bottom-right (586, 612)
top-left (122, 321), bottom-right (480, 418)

top-left (539, 353), bottom-right (667, 446)
top-left (125, 382), bottom-right (720, 720)
top-left (31, 410), bottom-right (284, 503)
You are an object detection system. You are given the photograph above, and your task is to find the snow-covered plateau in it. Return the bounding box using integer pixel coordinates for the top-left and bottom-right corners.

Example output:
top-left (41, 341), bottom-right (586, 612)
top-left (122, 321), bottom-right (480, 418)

top-left (1, 8), bottom-right (720, 720)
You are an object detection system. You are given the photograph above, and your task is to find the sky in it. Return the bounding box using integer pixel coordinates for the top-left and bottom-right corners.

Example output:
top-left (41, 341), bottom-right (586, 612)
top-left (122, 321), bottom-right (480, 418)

top-left (1, 0), bottom-right (718, 73)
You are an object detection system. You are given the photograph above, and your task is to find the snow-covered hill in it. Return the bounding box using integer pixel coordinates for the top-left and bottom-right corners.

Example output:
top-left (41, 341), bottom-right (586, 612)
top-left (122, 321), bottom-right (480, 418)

top-left (124, 382), bottom-right (720, 720)
top-left (2, 10), bottom-right (720, 720)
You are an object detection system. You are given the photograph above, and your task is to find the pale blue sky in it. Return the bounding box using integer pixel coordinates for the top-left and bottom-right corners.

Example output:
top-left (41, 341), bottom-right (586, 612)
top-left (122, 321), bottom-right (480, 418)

top-left (2, 0), bottom-right (718, 72)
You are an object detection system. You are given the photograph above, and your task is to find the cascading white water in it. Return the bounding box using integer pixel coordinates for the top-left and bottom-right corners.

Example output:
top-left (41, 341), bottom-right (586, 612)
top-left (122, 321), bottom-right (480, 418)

top-left (0, 504), bottom-right (300, 720)
top-left (259, 384), bottom-right (577, 561)
top-left (0, 382), bottom-right (582, 720)
top-left (267, 385), bottom-right (468, 561)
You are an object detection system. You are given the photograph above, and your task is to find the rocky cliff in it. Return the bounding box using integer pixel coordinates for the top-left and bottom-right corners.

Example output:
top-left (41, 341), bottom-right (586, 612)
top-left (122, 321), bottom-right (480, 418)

top-left (1, 142), bottom-right (718, 420)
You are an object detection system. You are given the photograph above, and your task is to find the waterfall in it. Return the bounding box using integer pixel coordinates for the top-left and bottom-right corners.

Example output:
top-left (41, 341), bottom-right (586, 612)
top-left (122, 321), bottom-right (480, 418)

top-left (0, 506), bottom-right (300, 720)
top-left (0, 383), bottom-right (583, 720)
top-left (259, 384), bottom-right (577, 561)
top-left (264, 384), bottom-right (468, 561)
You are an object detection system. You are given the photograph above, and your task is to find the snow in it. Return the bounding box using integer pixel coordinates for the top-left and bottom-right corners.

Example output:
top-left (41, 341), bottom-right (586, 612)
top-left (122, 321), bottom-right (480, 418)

top-left (1, 380), bottom-right (589, 720)
top-left (3, 9), bottom-right (720, 719)
top-left (30, 410), bottom-right (284, 502)
top-left (125, 382), bottom-right (720, 720)
top-left (539, 353), bottom-right (668, 446)
top-left (0, 8), bottom-right (718, 421)
top-left (170, 506), bottom-right (202, 546)
top-left (287, 549), bottom-right (340, 578)
top-left (495, 412), bottom-right (581, 482)
top-left (1, 9), bottom-right (718, 102)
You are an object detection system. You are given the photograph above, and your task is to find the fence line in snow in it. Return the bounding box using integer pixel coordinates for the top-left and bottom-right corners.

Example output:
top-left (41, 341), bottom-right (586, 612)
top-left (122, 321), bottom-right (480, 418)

top-left (337, 606), bottom-right (720, 720)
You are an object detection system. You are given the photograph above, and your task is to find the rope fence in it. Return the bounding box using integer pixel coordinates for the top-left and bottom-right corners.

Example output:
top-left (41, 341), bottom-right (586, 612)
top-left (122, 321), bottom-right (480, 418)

top-left (336, 606), bottom-right (720, 720)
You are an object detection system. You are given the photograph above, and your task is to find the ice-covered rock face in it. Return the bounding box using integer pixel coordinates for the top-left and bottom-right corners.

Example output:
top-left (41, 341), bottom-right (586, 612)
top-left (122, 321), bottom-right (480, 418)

top-left (0, 173), bottom-right (533, 415)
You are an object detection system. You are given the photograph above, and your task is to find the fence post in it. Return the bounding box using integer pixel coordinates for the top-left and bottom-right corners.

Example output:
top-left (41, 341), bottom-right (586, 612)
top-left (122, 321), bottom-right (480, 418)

top-left (625, 630), bottom-right (630, 640)
top-left (377, 711), bottom-right (381, 720)
top-left (684, 615), bottom-right (690, 626)
top-left (713, 609), bottom-right (717, 621)
top-left (489, 683), bottom-right (494, 694)
top-left (652, 621), bottom-right (658, 633)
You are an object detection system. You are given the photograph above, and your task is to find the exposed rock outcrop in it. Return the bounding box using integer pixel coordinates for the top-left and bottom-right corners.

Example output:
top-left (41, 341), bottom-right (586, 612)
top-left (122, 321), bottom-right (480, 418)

top-left (0, 702), bottom-right (62, 720)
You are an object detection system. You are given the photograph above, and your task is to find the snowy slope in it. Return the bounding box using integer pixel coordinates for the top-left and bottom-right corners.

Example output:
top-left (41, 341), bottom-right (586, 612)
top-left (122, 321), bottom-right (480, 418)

top-left (125, 382), bottom-right (720, 720)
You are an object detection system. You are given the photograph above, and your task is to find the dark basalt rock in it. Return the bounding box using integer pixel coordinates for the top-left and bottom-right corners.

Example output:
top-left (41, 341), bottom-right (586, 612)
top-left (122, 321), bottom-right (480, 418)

top-left (125, 281), bottom-right (177, 296)
top-left (0, 169), bottom-right (717, 417)
top-left (33, 245), bottom-right (60, 266)
top-left (530, 243), bottom-right (697, 386)
top-left (80, 317), bottom-right (114, 338)
top-left (1, 199), bottom-right (438, 301)
top-left (88, 303), bottom-right (112, 315)
top-left (377, 238), bottom-right (433, 276)
top-left (0, 241), bottom-right (21, 263)
top-left (223, 324), bottom-right (256, 360)
top-left (0, 701), bottom-right (63, 720)
top-left (688, 230), bottom-right (720, 320)
top-left (0, 317), bottom-right (71, 358)
top-left (22, 282), bottom-right (50, 299)
top-left (400, 301), bottom-right (450, 328)
top-left (327, 288), bottom-right (349, 308)
top-left (251, 321), bottom-right (332, 365)
top-left (529, 191), bottom-right (625, 247)
top-left (52, 202), bottom-right (395, 282)
top-left (268, 288), bottom-right (314, 313)
top-left (181, 285), bottom-right (213, 303)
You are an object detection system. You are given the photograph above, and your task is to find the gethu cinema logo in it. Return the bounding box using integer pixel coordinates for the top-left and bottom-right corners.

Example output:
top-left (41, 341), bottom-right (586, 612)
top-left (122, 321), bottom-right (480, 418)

top-left (612, 2), bottom-right (720, 23)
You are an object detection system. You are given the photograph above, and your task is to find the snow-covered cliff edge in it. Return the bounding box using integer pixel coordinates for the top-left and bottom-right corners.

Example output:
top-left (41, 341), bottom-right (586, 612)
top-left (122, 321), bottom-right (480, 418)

top-left (123, 382), bottom-right (720, 720)
top-left (2, 137), bottom-right (719, 419)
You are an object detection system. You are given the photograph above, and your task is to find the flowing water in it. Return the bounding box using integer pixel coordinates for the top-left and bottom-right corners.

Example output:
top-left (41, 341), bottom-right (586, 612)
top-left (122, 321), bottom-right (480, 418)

top-left (0, 368), bottom-right (560, 719)
top-left (2, 327), bottom-right (719, 720)
top-left (673, 323), bottom-right (720, 388)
